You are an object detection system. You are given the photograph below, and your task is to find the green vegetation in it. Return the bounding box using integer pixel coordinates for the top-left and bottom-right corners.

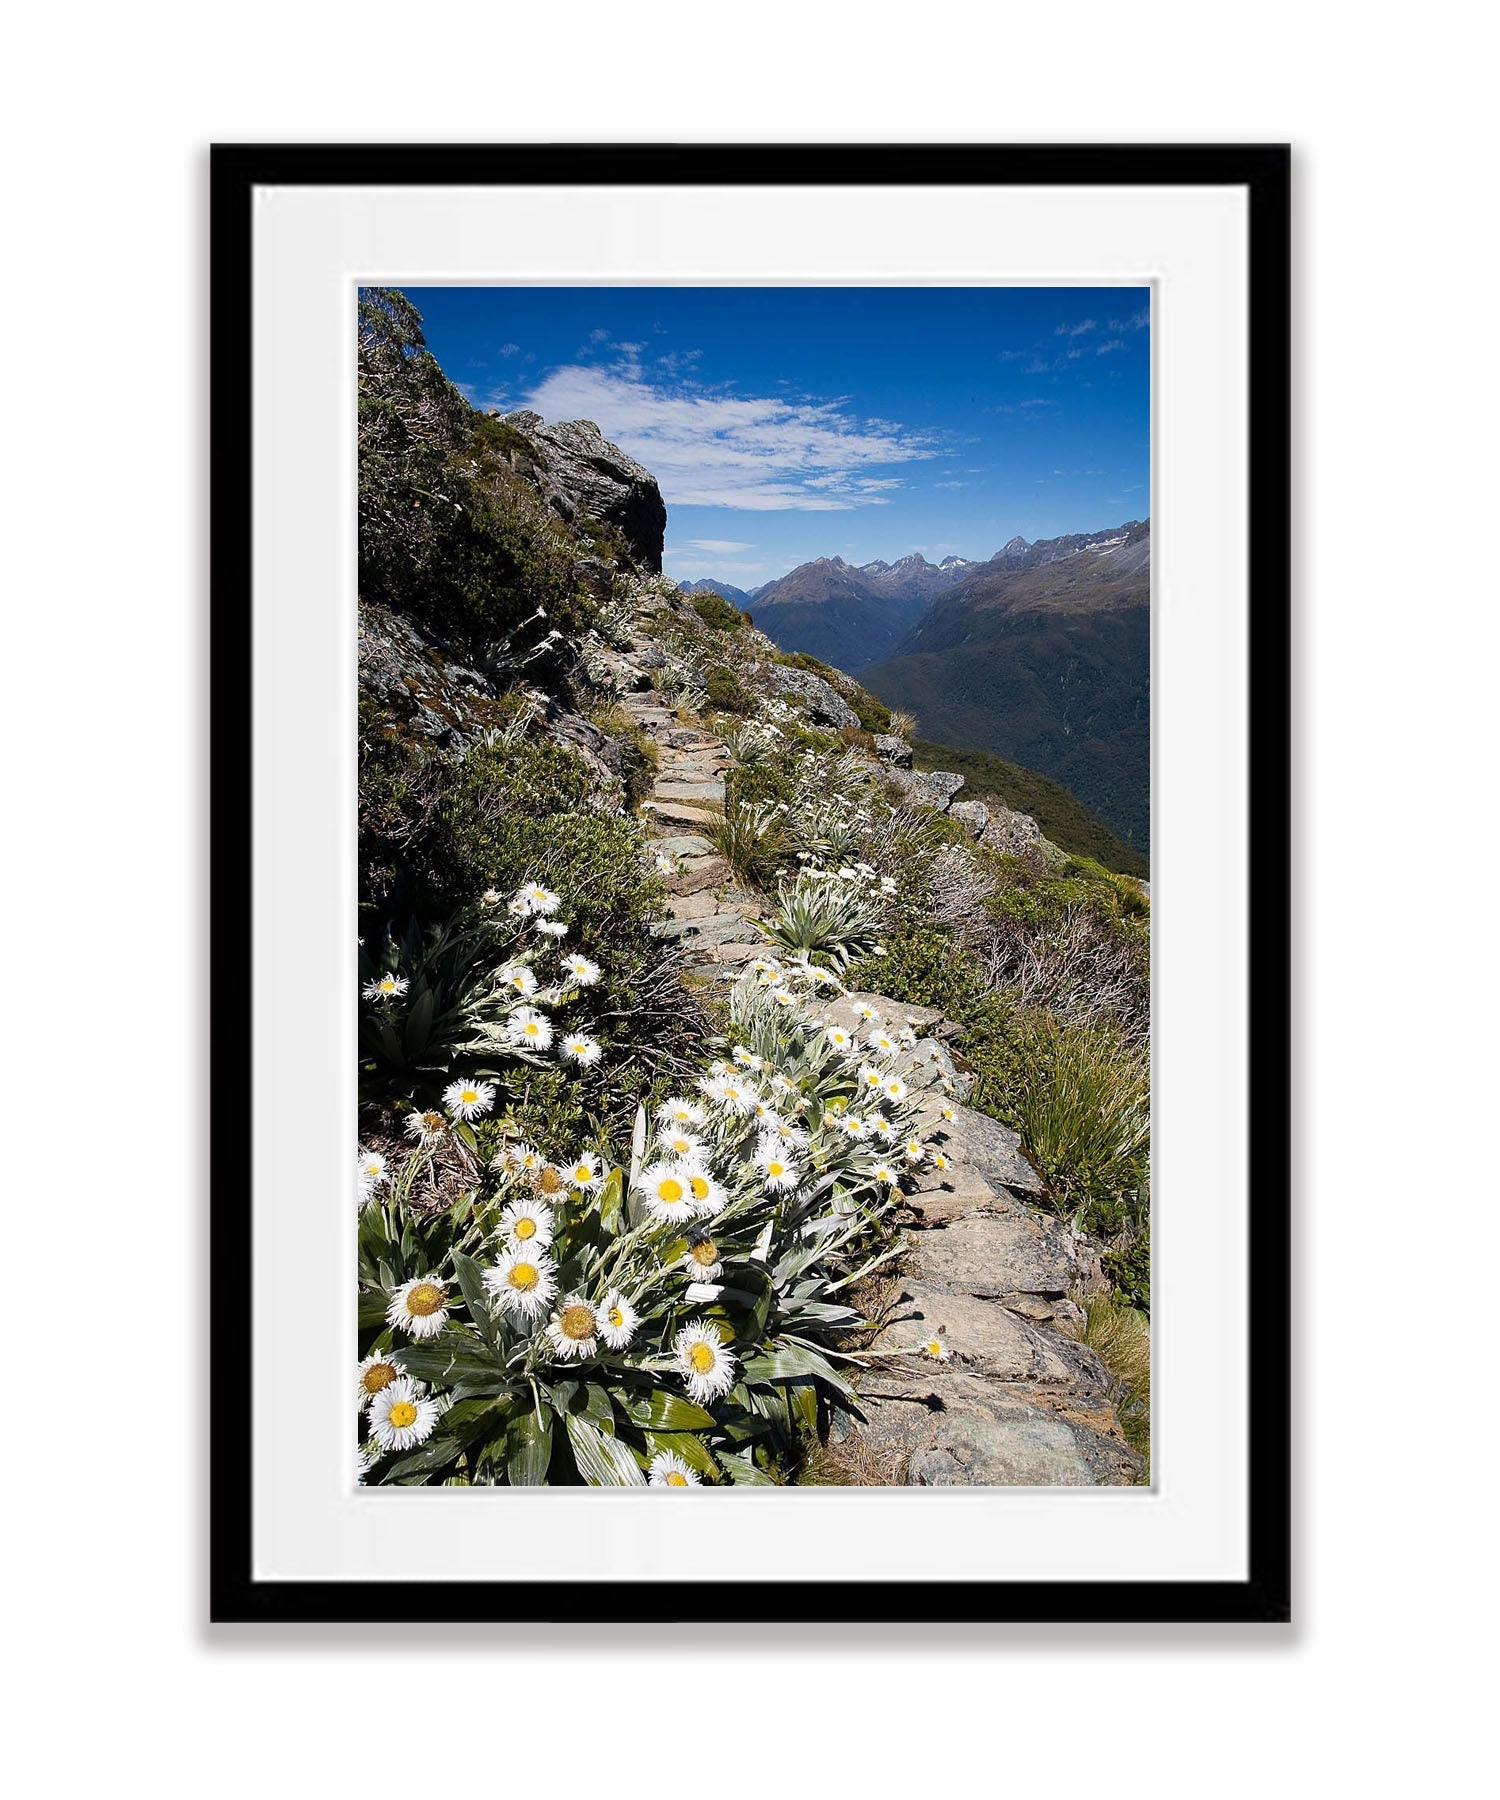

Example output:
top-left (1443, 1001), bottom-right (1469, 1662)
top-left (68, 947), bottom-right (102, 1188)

top-left (1061, 1289), bottom-right (1151, 1462)
top-left (703, 663), bottom-right (756, 714)
top-left (911, 738), bottom-right (1148, 877)
top-left (689, 591), bottom-right (747, 632)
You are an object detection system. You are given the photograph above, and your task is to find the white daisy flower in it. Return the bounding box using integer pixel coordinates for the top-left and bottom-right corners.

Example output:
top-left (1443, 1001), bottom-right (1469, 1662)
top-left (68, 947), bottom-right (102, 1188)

top-left (648, 1448), bottom-right (702, 1487)
top-left (853, 1002), bottom-right (881, 1022)
top-left (754, 1138), bottom-right (802, 1192)
top-left (731, 1045), bottom-right (756, 1067)
top-left (356, 1149), bottom-right (388, 1189)
top-left (871, 1116), bottom-right (896, 1140)
top-left (769, 1072), bottom-right (797, 1098)
top-left (857, 1063), bottom-right (886, 1094)
top-left (673, 1321), bottom-right (738, 1404)
top-left (920, 1334), bottom-right (951, 1363)
top-left (443, 1077), bottom-right (496, 1121)
top-left (562, 953), bottom-right (601, 986)
top-left (403, 1108), bottom-right (447, 1146)
top-left (681, 1234), bottom-right (724, 1283)
top-left (387, 1276), bottom-right (450, 1338)
top-left (507, 1007), bottom-right (554, 1051)
top-left (839, 1113), bottom-right (869, 1141)
top-left (507, 896), bottom-right (530, 918)
top-left (903, 1138), bottom-right (926, 1165)
top-left (498, 961), bottom-right (539, 998)
top-left (639, 1161), bottom-right (702, 1223)
top-left (940, 1103), bottom-right (958, 1123)
top-left (545, 1296), bottom-right (601, 1360)
top-left (748, 957), bottom-right (780, 979)
top-left (773, 1118), bottom-right (810, 1149)
top-left (871, 1162), bottom-right (899, 1186)
top-left (495, 1141), bottom-right (545, 1178)
top-left (354, 1351), bottom-right (406, 1409)
top-left (560, 1033), bottom-right (603, 1067)
top-left (931, 1152), bottom-right (952, 1173)
top-left (883, 1075), bottom-right (909, 1103)
top-left (517, 883), bottom-right (562, 916)
top-left (484, 1249), bottom-right (558, 1321)
top-left (658, 1097), bottom-right (707, 1129)
top-left (769, 987), bottom-right (796, 1009)
top-left (868, 1029), bottom-right (898, 1055)
top-left (565, 1151), bottom-right (604, 1191)
top-left (654, 851), bottom-right (677, 875)
top-left (481, 888), bottom-right (502, 907)
top-left (498, 1197), bottom-right (554, 1252)
top-left (363, 972), bottom-right (409, 1001)
top-left (898, 1027), bottom-right (918, 1047)
top-left (686, 1164), bottom-right (727, 1215)
top-left (537, 918), bottom-right (570, 939)
top-left (825, 1025), bottom-right (854, 1054)
top-left (598, 1291), bottom-right (639, 1349)
top-left (366, 1377), bottom-right (441, 1453)
top-left (657, 1126), bottom-right (706, 1161)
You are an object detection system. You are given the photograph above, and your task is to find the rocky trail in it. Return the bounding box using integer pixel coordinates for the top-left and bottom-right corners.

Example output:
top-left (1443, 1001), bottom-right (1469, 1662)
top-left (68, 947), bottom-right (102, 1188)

top-left (620, 687), bottom-right (1144, 1485)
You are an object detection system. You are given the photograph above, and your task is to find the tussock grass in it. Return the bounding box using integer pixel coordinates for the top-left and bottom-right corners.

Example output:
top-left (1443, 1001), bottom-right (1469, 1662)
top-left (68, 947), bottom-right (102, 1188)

top-left (1012, 1019), bottom-right (1149, 1214)
top-left (1061, 1288), bottom-right (1151, 1463)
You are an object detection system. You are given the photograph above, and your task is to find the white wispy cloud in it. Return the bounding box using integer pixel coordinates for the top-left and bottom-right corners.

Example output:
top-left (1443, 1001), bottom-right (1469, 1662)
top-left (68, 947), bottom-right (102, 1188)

top-left (1055, 318), bottom-right (1097, 338)
top-left (522, 364), bottom-right (941, 510)
top-left (1095, 338), bottom-right (1127, 355)
top-left (677, 538), bottom-right (756, 553)
top-left (498, 342), bottom-right (521, 358)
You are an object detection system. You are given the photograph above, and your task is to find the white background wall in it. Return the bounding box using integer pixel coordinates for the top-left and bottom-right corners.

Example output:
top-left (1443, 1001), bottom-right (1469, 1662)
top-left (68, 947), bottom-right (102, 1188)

top-left (4, 4), bottom-right (1492, 1794)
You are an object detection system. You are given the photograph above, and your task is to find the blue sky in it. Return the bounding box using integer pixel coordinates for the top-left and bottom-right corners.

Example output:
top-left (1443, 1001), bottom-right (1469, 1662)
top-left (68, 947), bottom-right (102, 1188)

top-left (403, 286), bottom-right (1150, 587)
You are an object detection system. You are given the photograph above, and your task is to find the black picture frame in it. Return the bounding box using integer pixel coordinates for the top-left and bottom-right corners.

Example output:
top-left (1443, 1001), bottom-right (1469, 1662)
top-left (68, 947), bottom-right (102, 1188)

top-left (210, 143), bottom-right (1290, 1626)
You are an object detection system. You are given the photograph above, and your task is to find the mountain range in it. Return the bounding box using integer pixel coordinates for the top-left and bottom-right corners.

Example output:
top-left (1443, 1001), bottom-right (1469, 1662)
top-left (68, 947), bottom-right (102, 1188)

top-left (683, 522), bottom-right (1150, 852)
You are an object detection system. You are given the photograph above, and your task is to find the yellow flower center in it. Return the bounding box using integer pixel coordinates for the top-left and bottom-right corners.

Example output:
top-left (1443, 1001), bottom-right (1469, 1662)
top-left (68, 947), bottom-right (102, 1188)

top-left (665, 1472), bottom-right (688, 1486)
top-left (607, 1306), bottom-right (625, 1329)
top-left (689, 1175), bottom-right (711, 1202)
top-left (573, 1164), bottom-right (593, 1182)
top-left (460, 1088), bottom-right (478, 1105)
top-left (559, 1304), bottom-right (596, 1342)
top-left (514, 1217), bottom-right (537, 1241)
top-left (508, 1262), bottom-right (540, 1293)
top-left (406, 1282), bottom-right (445, 1318)
top-left (539, 1166), bottom-right (564, 1194)
top-left (688, 1342), bottom-right (716, 1374)
top-left (388, 1400), bottom-right (418, 1429)
top-left (657, 1177), bottom-right (685, 1205)
top-left (691, 1240), bottom-right (718, 1267)
top-left (361, 1362), bottom-right (397, 1395)
top-left (363, 1162), bottom-right (382, 1177)
top-left (379, 977), bottom-right (396, 993)
top-left (524, 1021), bottom-right (540, 1036)
top-left (768, 1162), bottom-right (785, 1179)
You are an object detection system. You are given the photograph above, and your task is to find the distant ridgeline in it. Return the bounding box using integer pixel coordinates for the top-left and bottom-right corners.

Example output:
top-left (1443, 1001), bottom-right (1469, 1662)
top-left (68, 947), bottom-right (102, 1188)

top-left (713, 524), bottom-right (1151, 854)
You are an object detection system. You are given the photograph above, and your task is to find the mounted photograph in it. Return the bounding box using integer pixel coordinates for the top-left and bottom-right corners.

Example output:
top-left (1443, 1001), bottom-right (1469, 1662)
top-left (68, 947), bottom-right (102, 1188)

top-left (354, 282), bottom-right (1152, 1488)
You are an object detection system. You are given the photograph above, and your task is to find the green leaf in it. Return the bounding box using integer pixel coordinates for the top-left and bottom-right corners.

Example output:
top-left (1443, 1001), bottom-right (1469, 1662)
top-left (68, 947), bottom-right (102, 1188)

top-left (741, 1343), bottom-right (849, 1393)
top-left (507, 1408), bottom-right (553, 1486)
top-left (378, 1434), bottom-right (463, 1481)
top-left (597, 1166), bottom-right (625, 1236)
top-left (619, 1389), bottom-right (716, 1433)
top-left (717, 1449), bottom-right (779, 1486)
top-left (403, 987), bottom-right (435, 1055)
top-left (564, 1414), bottom-right (645, 1486)
top-left (644, 1430), bottom-right (719, 1480)
top-left (395, 1327), bottom-right (505, 1386)
top-left (451, 1249), bottom-right (494, 1345)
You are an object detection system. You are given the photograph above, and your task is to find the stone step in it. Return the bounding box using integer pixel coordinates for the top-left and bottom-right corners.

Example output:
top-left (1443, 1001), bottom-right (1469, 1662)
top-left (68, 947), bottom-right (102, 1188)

top-left (845, 1368), bottom-right (1143, 1487)
top-left (912, 1101), bottom-right (1046, 1198)
top-left (666, 855), bottom-right (733, 898)
top-left (665, 889), bottom-right (723, 921)
top-left (652, 912), bottom-right (763, 946)
top-left (652, 777), bottom-right (726, 804)
top-left (905, 1208), bottom-right (1088, 1301)
top-left (651, 833), bottom-right (717, 859)
top-left (645, 799), bottom-right (721, 829)
top-left (870, 1280), bottom-right (1081, 1385)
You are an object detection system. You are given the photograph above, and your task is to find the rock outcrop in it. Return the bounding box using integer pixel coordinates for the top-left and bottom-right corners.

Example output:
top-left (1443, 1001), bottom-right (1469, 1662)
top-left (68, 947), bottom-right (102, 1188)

top-left (502, 411), bottom-right (666, 572)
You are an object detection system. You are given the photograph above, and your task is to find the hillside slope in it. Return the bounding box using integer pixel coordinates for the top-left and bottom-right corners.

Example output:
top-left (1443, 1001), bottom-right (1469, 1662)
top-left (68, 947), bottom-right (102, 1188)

top-left (862, 525), bottom-right (1150, 850)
